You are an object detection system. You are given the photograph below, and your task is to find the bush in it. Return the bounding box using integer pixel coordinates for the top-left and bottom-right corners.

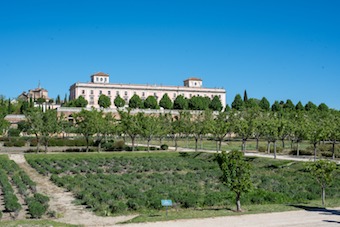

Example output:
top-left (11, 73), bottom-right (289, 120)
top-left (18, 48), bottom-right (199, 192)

top-left (8, 128), bottom-right (21, 137)
top-left (27, 199), bottom-right (46, 218)
top-left (160, 144), bottom-right (169, 150)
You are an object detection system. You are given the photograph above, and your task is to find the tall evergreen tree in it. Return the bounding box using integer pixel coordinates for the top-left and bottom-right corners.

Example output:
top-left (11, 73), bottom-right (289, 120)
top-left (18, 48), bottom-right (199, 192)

top-left (231, 94), bottom-right (244, 110)
top-left (159, 93), bottom-right (173, 109)
top-left (243, 90), bottom-right (248, 102)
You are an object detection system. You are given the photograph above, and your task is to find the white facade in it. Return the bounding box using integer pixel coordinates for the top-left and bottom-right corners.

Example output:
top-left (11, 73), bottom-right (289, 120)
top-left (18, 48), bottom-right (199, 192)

top-left (69, 72), bottom-right (226, 108)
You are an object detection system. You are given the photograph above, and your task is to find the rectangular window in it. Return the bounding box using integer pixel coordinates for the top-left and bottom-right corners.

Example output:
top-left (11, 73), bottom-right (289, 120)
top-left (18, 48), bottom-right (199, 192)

top-left (90, 90), bottom-right (93, 95)
top-left (116, 91), bottom-right (119, 95)
top-left (82, 90), bottom-right (85, 94)
top-left (108, 91), bottom-right (111, 95)
top-left (99, 90), bottom-right (102, 95)
top-left (173, 93), bottom-right (176, 98)
top-left (142, 92), bottom-right (145, 97)
top-left (124, 91), bottom-right (128, 96)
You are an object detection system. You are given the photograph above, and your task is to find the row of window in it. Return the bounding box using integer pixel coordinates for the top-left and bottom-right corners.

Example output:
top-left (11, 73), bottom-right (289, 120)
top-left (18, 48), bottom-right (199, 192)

top-left (82, 89), bottom-right (220, 99)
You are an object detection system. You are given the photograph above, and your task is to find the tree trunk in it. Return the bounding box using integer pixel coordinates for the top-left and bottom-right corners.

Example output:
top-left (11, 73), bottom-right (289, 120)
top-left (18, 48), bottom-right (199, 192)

top-left (218, 140), bottom-right (222, 151)
top-left (85, 136), bottom-right (89, 152)
top-left (296, 142), bottom-right (300, 156)
top-left (174, 135), bottom-right (178, 151)
top-left (216, 140), bottom-right (219, 152)
top-left (200, 135), bottom-right (203, 149)
top-left (256, 137), bottom-right (259, 151)
top-left (332, 141), bottom-right (335, 160)
top-left (195, 137), bottom-right (198, 152)
top-left (322, 185), bottom-right (325, 207)
top-left (267, 141), bottom-right (271, 154)
top-left (281, 139), bottom-right (285, 148)
top-left (131, 136), bottom-right (135, 152)
top-left (314, 143), bottom-right (317, 161)
top-left (242, 139), bottom-right (246, 152)
top-left (35, 134), bottom-right (40, 153)
top-left (236, 193), bottom-right (242, 212)
top-left (274, 141), bottom-right (277, 159)
top-left (44, 141), bottom-right (48, 153)
top-left (147, 139), bottom-right (150, 152)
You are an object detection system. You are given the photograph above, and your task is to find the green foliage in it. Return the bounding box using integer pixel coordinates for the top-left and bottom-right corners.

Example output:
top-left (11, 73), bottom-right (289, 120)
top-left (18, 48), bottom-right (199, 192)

top-left (173, 95), bottom-right (188, 110)
top-left (283, 99), bottom-right (295, 111)
top-left (159, 93), bottom-right (173, 109)
top-left (36, 97), bottom-right (46, 104)
top-left (64, 96), bottom-right (88, 107)
top-left (318, 103), bottom-right (329, 111)
top-left (114, 95), bottom-right (125, 108)
top-left (25, 152), bottom-right (340, 216)
top-left (271, 101), bottom-right (283, 112)
top-left (295, 101), bottom-right (304, 111)
top-left (305, 101), bottom-right (317, 111)
top-left (98, 94), bottom-right (111, 108)
top-left (144, 96), bottom-right (159, 109)
top-left (216, 150), bottom-right (252, 211)
top-left (188, 96), bottom-right (210, 110)
top-left (231, 94), bottom-right (244, 110)
top-left (129, 94), bottom-right (143, 109)
top-left (160, 144), bottom-right (169, 150)
top-left (209, 96), bottom-right (223, 111)
top-left (305, 160), bottom-right (337, 206)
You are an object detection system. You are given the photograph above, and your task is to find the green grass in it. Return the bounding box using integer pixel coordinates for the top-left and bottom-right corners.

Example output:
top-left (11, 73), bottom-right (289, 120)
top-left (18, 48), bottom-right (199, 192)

top-left (0, 220), bottom-right (79, 227)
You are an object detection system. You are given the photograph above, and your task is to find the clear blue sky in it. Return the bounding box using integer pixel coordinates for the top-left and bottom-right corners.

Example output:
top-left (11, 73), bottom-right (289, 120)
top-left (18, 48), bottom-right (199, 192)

top-left (1, 0), bottom-right (340, 109)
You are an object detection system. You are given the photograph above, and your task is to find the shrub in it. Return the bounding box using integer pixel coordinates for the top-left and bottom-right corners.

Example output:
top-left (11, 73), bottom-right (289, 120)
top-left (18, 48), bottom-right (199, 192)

top-left (27, 199), bottom-right (46, 218)
top-left (8, 128), bottom-right (21, 137)
top-left (160, 144), bottom-right (169, 150)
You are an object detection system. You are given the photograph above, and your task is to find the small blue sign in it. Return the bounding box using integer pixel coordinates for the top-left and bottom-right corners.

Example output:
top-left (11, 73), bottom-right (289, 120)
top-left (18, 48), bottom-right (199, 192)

top-left (161, 199), bottom-right (173, 206)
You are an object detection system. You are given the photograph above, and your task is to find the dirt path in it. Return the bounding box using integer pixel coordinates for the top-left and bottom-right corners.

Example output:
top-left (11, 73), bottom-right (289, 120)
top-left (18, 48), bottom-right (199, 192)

top-left (8, 154), bottom-right (136, 226)
top-left (122, 208), bottom-right (340, 227)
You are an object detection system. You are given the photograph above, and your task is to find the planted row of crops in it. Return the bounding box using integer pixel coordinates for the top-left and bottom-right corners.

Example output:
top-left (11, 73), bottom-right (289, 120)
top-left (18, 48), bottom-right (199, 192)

top-left (0, 155), bottom-right (49, 219)
top-left (26, 152), bottom-right (340, 216)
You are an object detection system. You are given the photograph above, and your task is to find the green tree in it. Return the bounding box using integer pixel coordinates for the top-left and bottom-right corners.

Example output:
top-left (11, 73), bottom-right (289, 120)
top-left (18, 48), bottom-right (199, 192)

top-left (259, 97), bottom-right (270, 111)
top-left (98, 94), bottom-right (111, 108)
top-left (0, 117), bottom-right (10, 136)
top-left (232, 109), bottom-right (256, 151)
top-left (188, 96), bottom-right (210, 110)
top-left (295, 101), bottom-right (304, 111)
top-left (119, 110), bottom-right (141, 151)
top-left (318, 103), bottom-right (329, 112)
top-left (138, 113), bottom-right (161, 151)
top-left (283, 99), bottom-right (295, 111)
top-left (191, 110), bottom-right (213, 151)
top-left (305, 101), bottom-right (317, 111)
top-left (144, 96), bottom-right (159, 109)
top-left (305, 111), bottom-right (327, 161)
top-left (173, 95), bottom-right (188, 110)
top-left (209, 96), bottom-right (223, 111)
top-left (271, 101), bottom-right (283, 112)
top-left (291, 111), bottom-right (307, 156)
top-left (211, 111), bottom-right (231, 151)
top-left (216, 150), bottom-right (252, 212)
top-left (231, 94), bottom-right (244, 111)
top-left (24, 108), bottom-right (44, 152)
top-left (36, 97), bottom-right (46, 105)
top-left (41, 110), bottom-right (61, 152)
top-left (64, 96), bottom-right (88, 108)
top-left (305, 160), bottom-right (337, 207)
top-left (243, 90), bottom-right (248, 102)
top-left (114, 95), bottom-right (125, 108)
top-left (159, 93), bottom-right (173, 109)
top-left (73, 109), bottom-right (99, 152)
top-left (262, 112), bottom-right (279, 158)
top-left (56, 95), bottom-right (61, 105)
top-left (129, 94), bottom-right (143, 109)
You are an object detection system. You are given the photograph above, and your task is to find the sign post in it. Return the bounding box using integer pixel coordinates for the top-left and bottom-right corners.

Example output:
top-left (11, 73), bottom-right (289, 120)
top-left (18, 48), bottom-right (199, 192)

top-left (161, 199), bottom-right (173, 218)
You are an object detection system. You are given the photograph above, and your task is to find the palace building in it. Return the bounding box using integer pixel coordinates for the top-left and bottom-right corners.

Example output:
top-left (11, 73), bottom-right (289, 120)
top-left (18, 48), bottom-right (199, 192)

top-left (69, 72), bottom-right (226, 108)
